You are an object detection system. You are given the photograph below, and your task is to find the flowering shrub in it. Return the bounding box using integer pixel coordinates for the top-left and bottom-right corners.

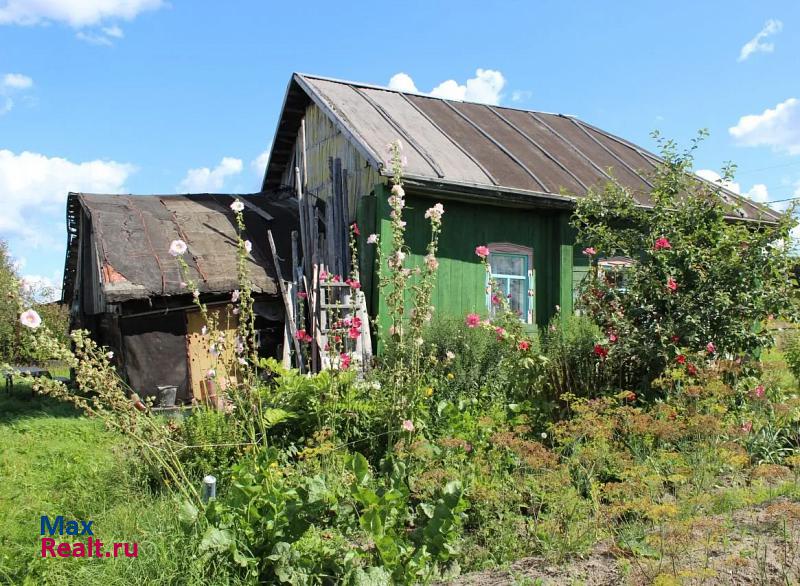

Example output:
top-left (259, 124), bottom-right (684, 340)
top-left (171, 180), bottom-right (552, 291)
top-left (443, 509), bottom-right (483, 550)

top-left (573, 133), bottom-right (798, 391)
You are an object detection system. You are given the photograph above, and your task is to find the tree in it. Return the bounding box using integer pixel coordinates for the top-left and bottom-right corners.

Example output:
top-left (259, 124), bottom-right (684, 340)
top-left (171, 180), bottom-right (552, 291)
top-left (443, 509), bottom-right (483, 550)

top-left (572, 133), bottom-right (798, 391)
top-left (0, 239), bottom-right (69, 364)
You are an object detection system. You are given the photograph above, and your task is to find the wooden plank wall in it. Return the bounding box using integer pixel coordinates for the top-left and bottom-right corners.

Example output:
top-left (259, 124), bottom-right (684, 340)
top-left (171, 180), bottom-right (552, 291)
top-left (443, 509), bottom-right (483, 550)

top-left (279, 103), bottom-right (382, 222)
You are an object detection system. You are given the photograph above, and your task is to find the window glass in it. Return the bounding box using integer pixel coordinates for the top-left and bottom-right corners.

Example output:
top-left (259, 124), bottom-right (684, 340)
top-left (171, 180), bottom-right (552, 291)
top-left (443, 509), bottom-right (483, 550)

top-left (488, 252), bottom-right (529, 322)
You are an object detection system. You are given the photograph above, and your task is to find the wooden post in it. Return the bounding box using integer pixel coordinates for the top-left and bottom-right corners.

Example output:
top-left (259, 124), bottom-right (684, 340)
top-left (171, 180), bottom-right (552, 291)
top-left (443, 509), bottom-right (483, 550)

top-left (268, 229), bottom-right (304, 373)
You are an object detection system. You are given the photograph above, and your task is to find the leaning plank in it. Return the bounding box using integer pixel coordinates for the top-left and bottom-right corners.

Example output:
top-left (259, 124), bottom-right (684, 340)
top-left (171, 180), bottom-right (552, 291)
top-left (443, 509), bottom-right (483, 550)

top-left (268, 229), bottom-right (304, 373)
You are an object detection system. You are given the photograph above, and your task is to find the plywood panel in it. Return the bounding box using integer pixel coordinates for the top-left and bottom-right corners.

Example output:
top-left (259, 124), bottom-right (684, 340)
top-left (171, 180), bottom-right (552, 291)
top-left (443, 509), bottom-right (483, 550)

top-left (186, 305), bottom-right (240, 402)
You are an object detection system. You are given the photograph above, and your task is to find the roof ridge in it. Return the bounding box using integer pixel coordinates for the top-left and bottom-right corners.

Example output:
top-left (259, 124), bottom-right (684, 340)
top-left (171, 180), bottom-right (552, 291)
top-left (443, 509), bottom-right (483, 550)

top-left (294, 72), bottom-right (571, 118)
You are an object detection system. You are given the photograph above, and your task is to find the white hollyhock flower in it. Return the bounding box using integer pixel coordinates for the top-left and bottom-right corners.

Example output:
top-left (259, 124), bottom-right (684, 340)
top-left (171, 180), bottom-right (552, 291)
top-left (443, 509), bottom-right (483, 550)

top-left (19, 309), bottom-right (42, 329)
top-left (169, 239), bottom-right (188, 257)
top-left (367, 234), bottom-right (379, 244)
top-left (244, 240), bottom-right (252, 253)
top-left (230, 200), bottom-right (245, 212)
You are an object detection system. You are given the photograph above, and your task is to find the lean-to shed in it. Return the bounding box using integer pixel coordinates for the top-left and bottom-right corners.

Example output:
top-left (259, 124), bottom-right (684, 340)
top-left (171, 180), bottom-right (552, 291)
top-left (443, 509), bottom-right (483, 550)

top-left (261, 73), bottom-right (780, 335)
top-left (62, 191), bottom-right (299, 403)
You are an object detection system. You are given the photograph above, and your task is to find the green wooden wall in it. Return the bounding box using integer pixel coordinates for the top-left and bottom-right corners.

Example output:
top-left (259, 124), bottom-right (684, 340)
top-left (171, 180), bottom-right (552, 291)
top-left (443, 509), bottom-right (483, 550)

top-left (373, 184), bottom-right (576, 339)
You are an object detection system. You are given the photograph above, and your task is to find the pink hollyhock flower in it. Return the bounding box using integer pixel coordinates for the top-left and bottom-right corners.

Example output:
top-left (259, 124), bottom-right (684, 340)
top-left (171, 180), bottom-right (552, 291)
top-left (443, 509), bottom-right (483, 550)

top-left (671, 335), bottom-right (680, 343)
top-left (593, 344), bottom-right (608, 359)
top-left (346, 278), bottom-right (361, 289)
top-left (401, 419), bottom-right (415, 432)
top-left (367, 234), bottom-right (379, 244)
top-left (706, 342), bottom-right (716, 354)
top-left (168, 239), bottom-right (188, 257)
top-left (474, 245), bottom-right (490, 259)
top-left (106, 351), bottom-right (114, 360)
top-left (340, 353), bottom-right (351, 369)
top-left (465, 313), bottom-right (481, 328)
top-left (320, 270), bottom-right (329, 281)
top-left (332, 274), bottom-right (341, 283)
top-left (351, 222), bottom-right (360, 236)
top-left (754, 385), bottom-right (765, 398)
top-left (676, 354), bottom-right (686, 364)
top-left (19, 309), bottom-right (42, 329)
top-left (494, 326), bottom-right (506, 340)
top-left (518, 340), bottom-right (531, 351)
top-left (348, 326), bottom-right (361, 339)
top-left (491, 293), bottom-right (502, 306)
top-left (582, 247), bottom-right (596, 256)
top-left (667, 277), bottom-right (678, 292)
top-left (297, 291), bottom-right (308, 300)
top-left (231, 289), bottom-right (240, 303)
top-left (653, 237), bottom-right (672, 251)
top-left (295, 329), bottom-right (312, 343)
top-left (741, 421), bottom-right (753, 433)
top-left (609, 331), bottom-right (618, 343)
top-left (232, 308), bottom-right (240, 315)
top-left (425, 253), bottom-right (438, 271)
top-left (687, 363), bottom-right (698, 376)
top-left (206, 369), bottom-right (216, 378)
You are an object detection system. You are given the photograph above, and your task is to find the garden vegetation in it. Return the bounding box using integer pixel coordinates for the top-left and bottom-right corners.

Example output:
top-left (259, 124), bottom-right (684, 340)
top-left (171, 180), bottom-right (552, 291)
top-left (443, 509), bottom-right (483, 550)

top-left (3, 136), bottom-right (800, 584)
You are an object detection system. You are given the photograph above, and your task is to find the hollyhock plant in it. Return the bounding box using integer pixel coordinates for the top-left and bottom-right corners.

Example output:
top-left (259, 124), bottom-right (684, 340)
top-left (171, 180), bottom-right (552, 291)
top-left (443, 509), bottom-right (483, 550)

top-left (475, 245), bottom-right (490, 259)
top-left (653, 237), bottom-right (672, 251)
top-left (582, 247), bottom-right (596, 256)
top-left (19, 309), bottom-right (42, 329)
top-left (465, 313), bottom-right (481, 328)
top-left (169, 239), bottom-right (188, 257)
top-left (424, 203), bottom-right (445, 222)
top-left (340, 353), bottom-right (351, 369)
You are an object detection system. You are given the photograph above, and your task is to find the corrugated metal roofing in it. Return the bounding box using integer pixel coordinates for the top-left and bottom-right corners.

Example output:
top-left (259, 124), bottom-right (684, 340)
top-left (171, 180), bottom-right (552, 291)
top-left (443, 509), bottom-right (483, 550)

top-left (263, 73), bottom-right (778, 222)
top-left (63, 192), bottom-right (299, 304)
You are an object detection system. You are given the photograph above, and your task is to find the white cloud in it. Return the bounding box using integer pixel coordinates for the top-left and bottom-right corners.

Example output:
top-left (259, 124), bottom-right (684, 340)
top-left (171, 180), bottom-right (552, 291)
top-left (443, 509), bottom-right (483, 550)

top-left (387, 68), bottom-right (507, 105)
top-left (178, 157), bottom-right (243, 192)
top-left (3, 73), bottom-right (32, 89)
top-left (251, 149), bottom-right (270, 175)
top-left (21, 273), bottom-right (62, 302)
top-left (0, 72), bottom-right (33, 115)
top-left (511, 90), bottom-right (532, 103)
top-left (695, 169), bottom-right (770, 203)
top-left (738, 19), bottom-right (783, 62)
top-left (729, 98), bottom-right (800, 155)
top-left (388, 72), bottom-right (419, 93)
top-left (0, 149), bottom-right (134, 247)
top-left (76, 24), bottom-right (125, 45)
top-left (0, 0), bottom-right (164, 28)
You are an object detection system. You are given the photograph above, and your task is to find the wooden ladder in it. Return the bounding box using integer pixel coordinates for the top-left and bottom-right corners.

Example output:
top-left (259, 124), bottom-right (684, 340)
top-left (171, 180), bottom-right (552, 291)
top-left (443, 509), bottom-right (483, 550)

top-left (317, 279), bottom-right (372, 373)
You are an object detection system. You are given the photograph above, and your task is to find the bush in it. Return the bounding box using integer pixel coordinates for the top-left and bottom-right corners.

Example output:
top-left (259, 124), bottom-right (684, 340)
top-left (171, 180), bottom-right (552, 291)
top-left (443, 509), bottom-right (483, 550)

top-left (783, 331), bottom-right (800, 385)
top-left (572, 133), bottom-right (799, 392)
top-left (177, 407), bottom-right (243, 483)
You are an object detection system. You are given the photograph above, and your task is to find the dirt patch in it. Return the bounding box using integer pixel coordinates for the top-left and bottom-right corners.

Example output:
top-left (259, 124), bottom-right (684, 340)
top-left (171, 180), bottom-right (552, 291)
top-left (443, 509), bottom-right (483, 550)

top-left (447, 498), bottom-right (800, 585)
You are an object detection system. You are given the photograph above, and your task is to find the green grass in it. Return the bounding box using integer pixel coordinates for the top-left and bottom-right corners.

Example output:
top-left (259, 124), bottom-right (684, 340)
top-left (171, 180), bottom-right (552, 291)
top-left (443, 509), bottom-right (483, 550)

top-left (0, 384), bottom-right (193, 585)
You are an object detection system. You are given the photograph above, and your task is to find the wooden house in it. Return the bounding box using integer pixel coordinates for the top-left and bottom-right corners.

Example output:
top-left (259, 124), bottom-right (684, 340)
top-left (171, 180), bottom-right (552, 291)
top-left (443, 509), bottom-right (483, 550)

top-left (261, 73), bottom-right (779, 336)
top-left (61, 191), bottom-right (299, 403)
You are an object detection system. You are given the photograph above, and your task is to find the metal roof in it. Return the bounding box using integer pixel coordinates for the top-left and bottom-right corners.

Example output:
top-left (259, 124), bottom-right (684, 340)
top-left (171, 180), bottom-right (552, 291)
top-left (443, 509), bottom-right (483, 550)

top-left (62, 191), bottom-right (298, 305)
top-left (262, 73), bottom-right (778, 222)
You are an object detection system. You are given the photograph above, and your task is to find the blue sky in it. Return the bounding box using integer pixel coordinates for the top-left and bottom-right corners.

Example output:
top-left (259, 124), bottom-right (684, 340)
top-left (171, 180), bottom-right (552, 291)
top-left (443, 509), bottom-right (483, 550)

top-left (1, 0), bottom-right (799, 298)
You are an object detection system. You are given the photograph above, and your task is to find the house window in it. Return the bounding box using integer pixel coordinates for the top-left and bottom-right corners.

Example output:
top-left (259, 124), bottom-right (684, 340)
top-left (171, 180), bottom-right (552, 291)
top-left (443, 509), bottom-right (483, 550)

top-left (486, 243), bottom-right (534, 324)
